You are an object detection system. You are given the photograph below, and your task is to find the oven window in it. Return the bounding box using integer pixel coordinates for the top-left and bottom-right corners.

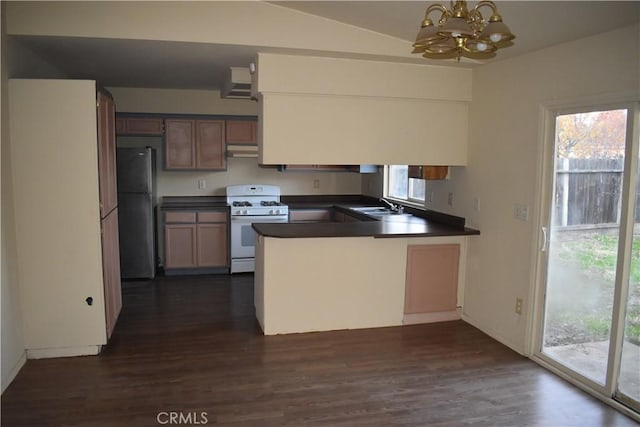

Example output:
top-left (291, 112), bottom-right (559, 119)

top-left (240, 224), bottom-right (256, 247)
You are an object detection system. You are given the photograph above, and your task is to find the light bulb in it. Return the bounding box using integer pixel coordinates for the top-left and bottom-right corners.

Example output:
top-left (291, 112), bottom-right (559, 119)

top-left (476, 42), bottom-right (487, 51)
top-left (490, 33), bottom-right (502, 43)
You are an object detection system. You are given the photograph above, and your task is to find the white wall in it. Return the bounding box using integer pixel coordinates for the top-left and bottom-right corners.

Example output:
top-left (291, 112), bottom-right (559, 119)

top-left (1, 2), bottom-right (26, 392)
top-left (256, 235), bottom-right (467, 335)
top-left (256, 54), bottom-right (471, 165)
top-left (6, 1), bottom-right (412, 61)
top-left (427, 24), bottom-right (640, 353)
top-left (110, 87), bottom-right (362, 198)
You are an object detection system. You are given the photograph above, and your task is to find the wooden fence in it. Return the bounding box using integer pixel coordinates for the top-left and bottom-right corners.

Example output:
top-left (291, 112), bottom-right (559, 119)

top-left (553, 157), bottom-right (634, 226)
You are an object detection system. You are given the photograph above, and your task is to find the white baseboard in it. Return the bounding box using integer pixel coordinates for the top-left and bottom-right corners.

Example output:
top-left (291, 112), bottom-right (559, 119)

top-left (461, 313), bottom-right (525, 355)
top-left (26, 345), bottom-right (101, 359)
top-left (1, 351), bottom-right (27, 393)
top-left (403, 308), bottom-right (461, 325)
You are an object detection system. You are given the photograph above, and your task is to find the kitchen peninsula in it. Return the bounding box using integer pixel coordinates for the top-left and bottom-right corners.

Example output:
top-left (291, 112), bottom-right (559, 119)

top-left (253, 206), bottom-right (479, 335)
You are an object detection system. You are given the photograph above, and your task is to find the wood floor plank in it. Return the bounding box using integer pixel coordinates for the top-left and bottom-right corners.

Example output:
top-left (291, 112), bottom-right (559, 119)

top-left (1, 274), bottom-right (637, 426)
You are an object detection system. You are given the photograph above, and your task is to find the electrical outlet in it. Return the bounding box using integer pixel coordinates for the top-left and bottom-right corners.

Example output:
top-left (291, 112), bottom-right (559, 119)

top-left (473, 197), bottom-right (480, 212)
top-left (447, 192), bottom-right (454, 207)
top-left (198, 179), bottom-right (206, 190)
top-left (313, 179), bottom-right (320, 189)
top-left (514, 204), bottom-right (529, 221)
top-left (515, 298), bottom-right (523, 315)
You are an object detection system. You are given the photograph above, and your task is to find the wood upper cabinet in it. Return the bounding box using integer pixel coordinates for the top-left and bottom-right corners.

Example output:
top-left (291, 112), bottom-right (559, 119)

top-left (164, 210), bottom-right (228, 270)
top-left (165, 119), bottom-right (196, 169)
top-left (282, 165), bottom-right (352, 172)
top-left (404, 244), bottom-right (459, 315)
top-left (115, 116), bottom-right (164, 135)
top-left (196, 120), bottom-right (225, 169)
top-left (226, 120), bottom-right (257, 145)
top-left (408, 165), bottom-right (449, 180)
top-left (96, 91), bottom-right (117, 216)
top-left (165, 119), bottom-right (225, 170)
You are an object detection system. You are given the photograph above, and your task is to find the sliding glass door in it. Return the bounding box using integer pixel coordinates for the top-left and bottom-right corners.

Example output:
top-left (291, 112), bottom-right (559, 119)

top-left (538, 103), bottom-right (639, 414)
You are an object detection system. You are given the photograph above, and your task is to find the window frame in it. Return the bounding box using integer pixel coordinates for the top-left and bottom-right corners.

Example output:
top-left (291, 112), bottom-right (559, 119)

top-left (384, 165), bottom-right (426, 208)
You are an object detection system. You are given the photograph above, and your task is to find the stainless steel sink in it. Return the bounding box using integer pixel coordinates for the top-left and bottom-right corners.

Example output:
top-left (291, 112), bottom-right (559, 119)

top-left (350, 206), bottom-right (389, 213)
top-left (350, 206), bottom-right (411, 217)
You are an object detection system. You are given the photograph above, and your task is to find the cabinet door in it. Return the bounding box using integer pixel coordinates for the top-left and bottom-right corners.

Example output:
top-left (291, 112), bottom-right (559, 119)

top-left (196, 223), bottom-right (228, 267)
top-left (226, 120), bottom-right (257, 145)
top-left (404, 244), bottom-right (459, 314)
top-left (101, 210), bottom-right (122, 339)
top-left (165, 119), bottom-right (196, 169)
top-left (96, 91), bottom-right (118, 216)
top-left (165, 224), bottom-right (198, 268)
top-left (196, 120), bottom-right (225, 170)
top-left (122, 117), bottom-right (164, 135)
top-left (408, 165), bottom-right (449, 180)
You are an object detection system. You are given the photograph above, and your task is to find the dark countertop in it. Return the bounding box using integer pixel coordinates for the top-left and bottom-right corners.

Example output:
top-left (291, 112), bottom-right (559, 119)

top-left (161, 194), bottom-right (480, 238)
top-left (254, 201), bottom-right (480, 239)
top-left (161, 196), bottom-right (228, 210)
top-left (253, 219), bottom-right (479, 239)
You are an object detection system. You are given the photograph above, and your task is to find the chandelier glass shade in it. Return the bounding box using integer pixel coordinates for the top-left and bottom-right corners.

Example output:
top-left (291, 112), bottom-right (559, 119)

top-left (412, 0), bottom-right (515, 60)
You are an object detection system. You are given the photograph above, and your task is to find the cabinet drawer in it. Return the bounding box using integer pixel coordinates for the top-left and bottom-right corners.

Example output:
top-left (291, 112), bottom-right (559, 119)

top-left (165, 212), bottom-right (196, 223)
top-left (197, 211), bottom-right (227, 223)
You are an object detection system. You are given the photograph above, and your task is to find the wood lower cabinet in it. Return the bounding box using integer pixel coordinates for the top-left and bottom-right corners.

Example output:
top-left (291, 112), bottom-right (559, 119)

top-left (165, 119), bottom-right (225, 170)
top-left (165, 224), bottom-right (198, 268)
top-left (101, 209), bottom-right (122, 339)
top-left (289, 209), bottom-right (333, 222)
top-left (226, 120), bottom-right (257, 145)
top-left (404, 244), bottom-right (459, 321)
top-left (197, 223), bottom-right (227, 266)
top-left (164, 210), bottom-right (228, 272)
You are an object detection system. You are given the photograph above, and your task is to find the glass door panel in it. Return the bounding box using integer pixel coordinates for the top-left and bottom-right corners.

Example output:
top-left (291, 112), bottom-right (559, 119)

top-left (615, 142), bottom-right (640, 410)
top-left (542, 110), bottom-right (628, 386)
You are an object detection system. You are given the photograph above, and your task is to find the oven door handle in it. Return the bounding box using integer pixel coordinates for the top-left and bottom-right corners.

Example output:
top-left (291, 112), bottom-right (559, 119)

top-left (231, 216), bottom-right (288, 222)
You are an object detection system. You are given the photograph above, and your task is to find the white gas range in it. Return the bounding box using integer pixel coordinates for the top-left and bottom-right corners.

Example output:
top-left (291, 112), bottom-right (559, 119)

top-left (226, 185), bottom-right (289, 273)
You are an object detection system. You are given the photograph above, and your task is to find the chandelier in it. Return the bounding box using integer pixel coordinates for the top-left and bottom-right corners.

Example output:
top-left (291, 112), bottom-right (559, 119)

top-left (412, 0), bottom-right (515, 60)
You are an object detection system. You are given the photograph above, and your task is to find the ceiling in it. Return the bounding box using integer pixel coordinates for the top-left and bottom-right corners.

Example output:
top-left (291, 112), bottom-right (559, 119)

top-left (10, 1), bottom-right (640, 91)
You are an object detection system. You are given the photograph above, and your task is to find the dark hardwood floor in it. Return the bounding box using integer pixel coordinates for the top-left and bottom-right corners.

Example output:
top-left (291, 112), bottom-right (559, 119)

top-left (1, 274), bottom-right (637, 426)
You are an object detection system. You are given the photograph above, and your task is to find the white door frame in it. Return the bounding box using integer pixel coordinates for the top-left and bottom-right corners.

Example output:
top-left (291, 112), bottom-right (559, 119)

top-left (528, 93), bottom-right (640, 421)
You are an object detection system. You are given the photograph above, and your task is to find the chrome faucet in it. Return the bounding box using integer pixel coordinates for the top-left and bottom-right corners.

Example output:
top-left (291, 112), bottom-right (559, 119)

top-left (380, 198), bottom-right (403, 213)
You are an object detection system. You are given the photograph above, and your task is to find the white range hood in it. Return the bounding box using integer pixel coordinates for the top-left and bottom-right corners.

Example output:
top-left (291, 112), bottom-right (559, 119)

top-left (222, 67), bottom-right (252, 99)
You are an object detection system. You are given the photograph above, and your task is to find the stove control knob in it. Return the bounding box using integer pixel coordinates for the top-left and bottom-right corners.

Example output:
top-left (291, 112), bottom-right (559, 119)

top-left (275, 209), bottom-right (281, 215)
top-left (242, 210), bottom-right (248, 215)
top-left (235, 210), bottom-right (241, 215)
top-left (269, 209), bottom-right (275, 215)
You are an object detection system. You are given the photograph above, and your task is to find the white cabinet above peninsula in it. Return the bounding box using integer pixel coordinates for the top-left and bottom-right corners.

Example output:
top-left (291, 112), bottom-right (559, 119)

top-left (254, 53), bottom-right (471, 166)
